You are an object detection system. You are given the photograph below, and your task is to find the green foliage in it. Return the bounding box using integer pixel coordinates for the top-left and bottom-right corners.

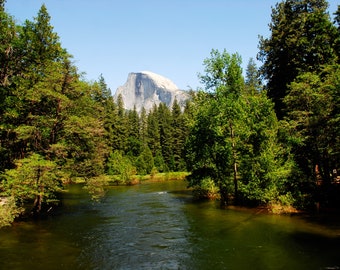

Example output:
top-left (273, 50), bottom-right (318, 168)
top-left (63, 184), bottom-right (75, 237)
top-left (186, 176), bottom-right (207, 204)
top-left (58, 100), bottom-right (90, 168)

top-left (198, 50), bottom-right (245, 204)
top-left (186, 90), bottom-right (234, 203)
top-left (146, 106), bottom-right (161, 157)
top-left (0, 196), bottom-right (23, 228)
top-left (335, 5), bottom-right (340, 31)
top-left (0, 9), bottom-right (19, 88)
top-left (245, 58), bottom-right (262, 94)
top-left (2, 0), bottom-right (339, 227)
top-left (171, 99), bottom-right (189, 171)
top-left (83, 175), bottom-right (110, 201)
top-left (0, 197), bottom-right (24, 228)
top-left (283, 65), bottom-right (340, 188)
top-left (136, 146), bottom-right (154, 175)
top-left (0, 154), bottom-right (62, 214)
top-left (106, 151), bottom-right (136, 184)
top-left (191, 177), bottom-right (220, 200)
top-left (268, 192), bottom-right (297, 214)
top-left (157, 103), bottom-right (175, 171)
top-left (0, 5), bottom-right (112, 225)
top-left (200, 49), bottom-right (244, 96)
top-left (154, 150), bottom-right (166, 173)
top-left (258, 0), bottom-right (339, 118)
top-left (0, 1), bottom-right (6, 11)
top-left (187, 49), bottom-right (294, 207)
top-left (237, 91), bottom-right (295, 204)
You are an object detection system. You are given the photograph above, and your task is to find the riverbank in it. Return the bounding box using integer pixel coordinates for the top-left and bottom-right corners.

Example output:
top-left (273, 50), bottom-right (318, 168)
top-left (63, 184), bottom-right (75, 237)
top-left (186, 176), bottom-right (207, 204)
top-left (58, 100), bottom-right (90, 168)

top-left (100, 171), bottom-right (189, 186)
top-left (2, 179), bottom-right (340, 270)
top-left (137, 171), bottom-right (189, 183)
top-left (76, 172), bottom-right (189, 201)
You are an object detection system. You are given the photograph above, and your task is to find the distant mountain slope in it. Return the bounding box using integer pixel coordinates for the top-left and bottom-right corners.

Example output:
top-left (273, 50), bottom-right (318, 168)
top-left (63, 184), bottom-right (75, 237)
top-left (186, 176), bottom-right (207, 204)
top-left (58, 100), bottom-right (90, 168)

top-left (114, 71), bottom-right (190, 113)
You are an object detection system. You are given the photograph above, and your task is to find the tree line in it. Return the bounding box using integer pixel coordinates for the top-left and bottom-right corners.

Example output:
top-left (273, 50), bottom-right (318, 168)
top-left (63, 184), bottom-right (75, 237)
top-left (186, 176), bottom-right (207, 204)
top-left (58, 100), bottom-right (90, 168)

top-left (0, 3), bottom-right (191, 226)
top-left (187, 0), bottom-right (340, 213)
top-left (0, 0), bottom-right (339, 226)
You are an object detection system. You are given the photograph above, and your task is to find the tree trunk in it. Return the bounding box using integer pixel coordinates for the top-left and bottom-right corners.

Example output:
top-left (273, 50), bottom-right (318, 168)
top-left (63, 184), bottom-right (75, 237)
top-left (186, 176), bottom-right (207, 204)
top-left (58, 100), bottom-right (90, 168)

top-left (32, 167), bottom-right (43, 215)
top-left (50, 98), bottom-right (61, 145)
top-left (219, 182), bottom-right (229, 207)
top-left (32, 194), bottom-right (42, 214)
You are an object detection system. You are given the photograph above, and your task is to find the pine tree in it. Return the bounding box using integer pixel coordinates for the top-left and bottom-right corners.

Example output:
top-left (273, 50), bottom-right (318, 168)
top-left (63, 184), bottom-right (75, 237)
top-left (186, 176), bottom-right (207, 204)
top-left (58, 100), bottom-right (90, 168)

top-left (335, 5), bottom-right (340, 30)
top-left (126, 106), bottom-right (141, 157)
top-left (0, 9), bottom-right (21, 171)
top-left (136, 145), bottom-right (154, 175)
top-left (146, 105), bottom-right (161, 158)
top-left (284, 65), bottom-right (340, 186)
top-left (0, 9), bottom-right (18, 87)
top-left (111, 94), bottom-right (128, 152)
top-left (20, 5), bottom-right (64, 82)
top-left (139, 107), bottom-right (148, 146)
top-left (0, 5), bottom-right (109, 218)
top-left (245, 58), bottom-right (262, 94)
top-left (0, 4), bottom-right (66, 165)
top-left (0, 0), bottom-right (6, 11)
top-left (158, 103), bottom-right (174, 171)
top-left (171, 99), bottom-right (186, 171)
top-left (258, 0), bottom-right (339, 118)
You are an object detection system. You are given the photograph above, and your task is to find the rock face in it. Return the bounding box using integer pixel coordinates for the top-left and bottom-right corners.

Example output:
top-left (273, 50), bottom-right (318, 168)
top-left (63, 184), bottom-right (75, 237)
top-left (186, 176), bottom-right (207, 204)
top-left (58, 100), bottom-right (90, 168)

top-left (114, 71), bottom-right (190, 113)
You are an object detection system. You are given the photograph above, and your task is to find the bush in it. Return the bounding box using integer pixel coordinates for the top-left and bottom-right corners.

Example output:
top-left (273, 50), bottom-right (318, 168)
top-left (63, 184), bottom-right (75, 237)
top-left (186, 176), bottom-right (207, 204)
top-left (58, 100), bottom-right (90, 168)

top-left (106, 151), bottom-right (136, 184)
top-left (83, 175), bottom-right (110, 201)
top-left (0, 197), bottom-right (23, 228)
top-left (268, 192), bottom-right (298, 214)
top-left (192, 177), bottom-right (220, 200)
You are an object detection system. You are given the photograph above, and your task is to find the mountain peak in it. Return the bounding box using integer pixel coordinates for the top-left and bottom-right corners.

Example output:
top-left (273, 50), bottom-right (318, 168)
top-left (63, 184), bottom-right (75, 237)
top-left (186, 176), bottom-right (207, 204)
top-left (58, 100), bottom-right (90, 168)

top-left (114, 71), bottom-right (189, 113)
top-left (138, 71), bottom-right (179, 91)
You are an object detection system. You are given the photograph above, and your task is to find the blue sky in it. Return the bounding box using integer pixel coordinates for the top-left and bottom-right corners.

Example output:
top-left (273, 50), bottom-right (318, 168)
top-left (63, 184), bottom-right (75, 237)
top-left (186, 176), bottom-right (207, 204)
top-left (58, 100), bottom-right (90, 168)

top-left (5, 0), bottom-right (339, 93)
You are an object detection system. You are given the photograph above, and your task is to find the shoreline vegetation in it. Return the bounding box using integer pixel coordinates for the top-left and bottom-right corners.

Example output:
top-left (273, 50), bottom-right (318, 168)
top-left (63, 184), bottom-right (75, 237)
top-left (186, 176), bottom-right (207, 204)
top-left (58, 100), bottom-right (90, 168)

top-left (80, 172), bottom-right (190, 201)
top-left (80, 172), bottom-right (301, 215)
top-left (0, 171), bottom-right (335, 228)
top-left (57, 172), bottom-right (303, 217)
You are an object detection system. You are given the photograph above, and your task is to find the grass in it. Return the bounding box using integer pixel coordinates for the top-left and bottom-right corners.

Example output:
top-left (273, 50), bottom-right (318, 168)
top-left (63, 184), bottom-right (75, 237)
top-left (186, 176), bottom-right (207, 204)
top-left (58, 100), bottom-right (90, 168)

top-left (140, 171), bottom-right (189, 183)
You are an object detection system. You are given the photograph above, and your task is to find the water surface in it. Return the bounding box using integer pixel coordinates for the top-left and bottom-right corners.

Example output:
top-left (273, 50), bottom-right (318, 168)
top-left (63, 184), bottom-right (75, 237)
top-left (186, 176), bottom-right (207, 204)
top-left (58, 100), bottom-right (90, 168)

top-left (0, 180), bottom-right (339, 269)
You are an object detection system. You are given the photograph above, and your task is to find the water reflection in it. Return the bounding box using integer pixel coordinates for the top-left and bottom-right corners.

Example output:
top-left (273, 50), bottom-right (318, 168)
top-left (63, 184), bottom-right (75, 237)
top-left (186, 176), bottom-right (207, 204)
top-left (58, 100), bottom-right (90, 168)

top-left (184, 202), bottom-right (340, 270)
top-left (0, 181), bottom-right (340, 270)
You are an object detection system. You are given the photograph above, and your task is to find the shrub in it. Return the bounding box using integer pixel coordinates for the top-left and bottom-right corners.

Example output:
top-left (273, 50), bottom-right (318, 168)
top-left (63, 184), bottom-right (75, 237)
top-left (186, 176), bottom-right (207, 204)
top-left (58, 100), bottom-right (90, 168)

top-left (0, 197), bottom-right (23, 228)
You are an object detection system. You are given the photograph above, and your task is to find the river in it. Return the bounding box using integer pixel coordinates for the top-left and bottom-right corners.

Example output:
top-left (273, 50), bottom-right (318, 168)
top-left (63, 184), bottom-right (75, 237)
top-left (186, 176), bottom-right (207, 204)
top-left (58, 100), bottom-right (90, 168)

top-left (0, 180), bottom-right (340, 270)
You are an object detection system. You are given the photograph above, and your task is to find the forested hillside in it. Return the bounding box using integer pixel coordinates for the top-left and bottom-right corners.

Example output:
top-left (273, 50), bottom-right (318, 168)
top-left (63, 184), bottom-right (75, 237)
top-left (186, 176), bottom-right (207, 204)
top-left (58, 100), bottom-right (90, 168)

top-left (0, 0), bottom-right (340, 226)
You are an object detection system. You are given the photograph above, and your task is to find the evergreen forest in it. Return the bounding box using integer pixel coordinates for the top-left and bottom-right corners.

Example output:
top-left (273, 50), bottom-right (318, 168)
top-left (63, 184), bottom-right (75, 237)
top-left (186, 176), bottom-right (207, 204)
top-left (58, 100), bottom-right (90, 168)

top-left (0, 0), bottom-right (339, 227)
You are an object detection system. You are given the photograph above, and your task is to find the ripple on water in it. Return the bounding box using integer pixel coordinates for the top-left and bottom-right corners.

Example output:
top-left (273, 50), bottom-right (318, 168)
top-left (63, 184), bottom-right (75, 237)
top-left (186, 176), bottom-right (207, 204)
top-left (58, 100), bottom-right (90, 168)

top-left (2, 181), bottom-right (340, 270)
top-left (78, 183), bottom-right (193, 269)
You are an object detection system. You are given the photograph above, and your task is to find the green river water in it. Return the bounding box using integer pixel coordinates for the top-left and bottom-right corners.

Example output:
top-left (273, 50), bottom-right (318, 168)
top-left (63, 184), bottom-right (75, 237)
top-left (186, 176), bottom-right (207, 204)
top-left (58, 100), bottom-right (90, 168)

top-left (0, 180), bottom-right (340, 270)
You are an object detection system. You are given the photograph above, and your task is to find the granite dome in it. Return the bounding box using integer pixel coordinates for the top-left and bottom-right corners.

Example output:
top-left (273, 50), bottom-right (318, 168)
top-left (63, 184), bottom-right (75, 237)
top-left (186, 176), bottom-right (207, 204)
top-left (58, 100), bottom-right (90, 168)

top-left (114, 71), bottom-right (190, 113)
